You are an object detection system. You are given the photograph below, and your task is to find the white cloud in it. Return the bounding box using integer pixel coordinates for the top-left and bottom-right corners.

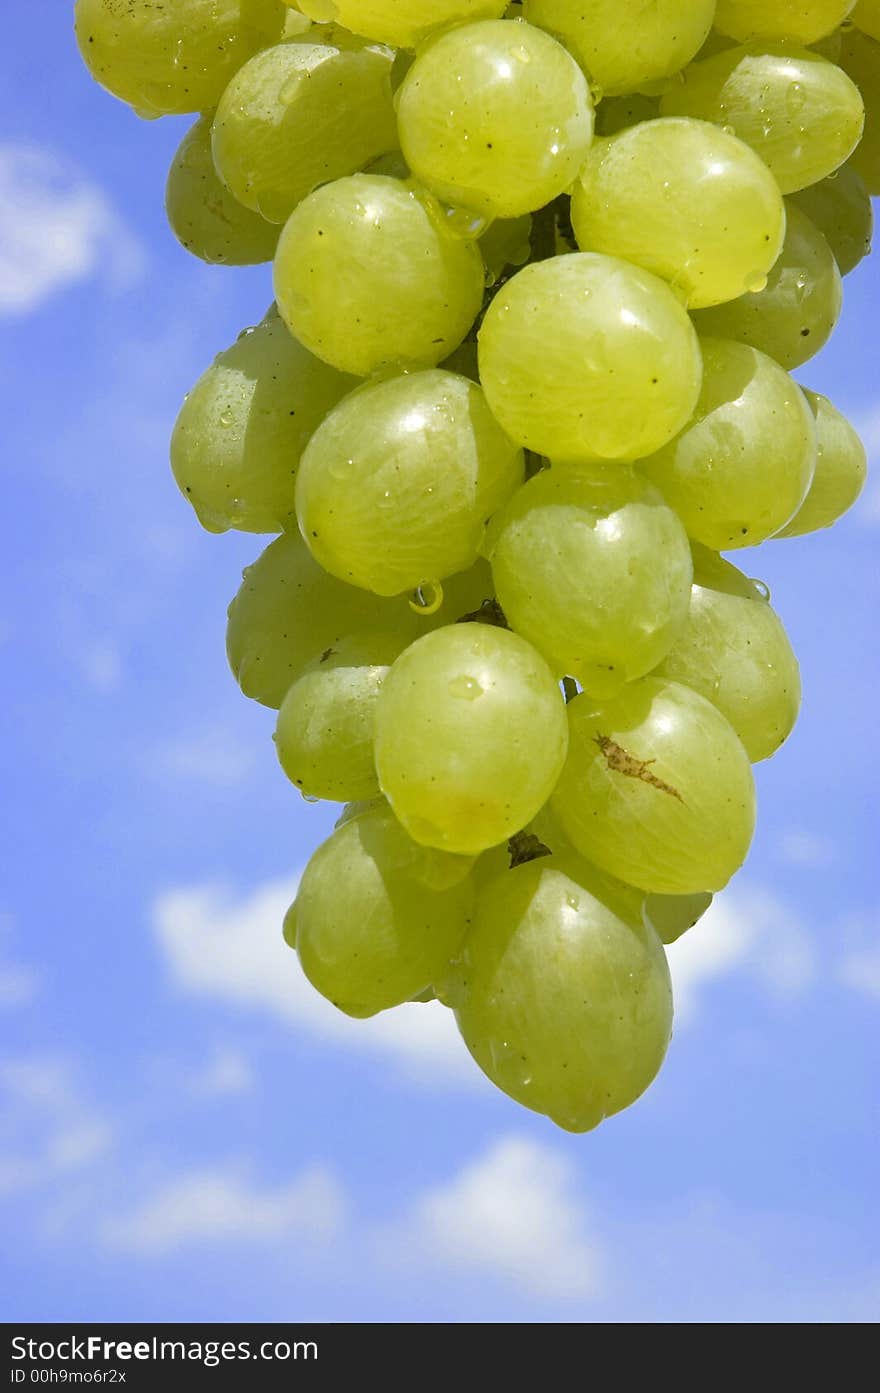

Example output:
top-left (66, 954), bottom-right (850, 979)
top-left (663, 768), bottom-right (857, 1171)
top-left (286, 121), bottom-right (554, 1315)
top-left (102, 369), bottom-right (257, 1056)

top-left (387, 1136), bottom-right (601, 1302)
top-left (189, 1046), bottom-right (254, 1097)
top-left (152, 877), bottom-right (479, 1087)
top-left (0, 917), bottom-right (39, 1010)
top-left (838, 944), bottom-right (880, 1001)
top-left (149, 724), bottom-right (257, 787)
top-left (851, 404), bottom-right (880, 523)
top-left (0, 143), bottom-right (145, 315)
top-left (0, 1055), bottom-right (113, 1197)
top-left (102, 1164), bottom-right (346, 1257)
top-left (667, 886), bottom-right (815, 1026)
top-left (78, 640), bottom-right (124, 695)
top-left (776, 830), bottom-right (836, 869)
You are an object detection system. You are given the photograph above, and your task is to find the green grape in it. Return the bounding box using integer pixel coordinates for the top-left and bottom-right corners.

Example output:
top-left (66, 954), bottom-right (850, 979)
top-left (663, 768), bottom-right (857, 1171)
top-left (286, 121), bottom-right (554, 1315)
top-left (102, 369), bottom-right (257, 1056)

top-left (273, 175), bottom-right (485, 376)
top-left (478, 253), bottom-right (703, 463)
top-left (692, 205), bottom-right (843, 371)
top-left (571, 118), bottom-right (786, 310)
top-left (296, 370), bottom-right (523, 597)
top-left (374, 625), bottom-right (569, 855)
top-left (714, 0), bottom-right (856, 44)
top-left (551, 680), bottom-right (756, 894)
top-left (639, 337), bottom-right (817, 549)
top-left (211, 40), bottom-right (398, 225)
top-left (334, 797), bottom-right (385, 829)
top-left (523, 0), bottom-right (715, 97)
top-left (74, 0), bottom-right (285, 117)
top-left (293, 803), bottom-right (475, 1018)
top-left (227, 531), bottom-right (408, 708)
top-left (282, 900), bottom-right (298, 949)
top-left (296, 1), bottom-right (508, 49)
top-left (839, 27), bottom-right (880, 193)
top-left (643, 892), bottom-right (713, 945)
top-left (165, 116), bottom-right (280, 267)
top-left (652, 546), bottom-right (802, 762)
top-left (279, 6), bottom-right (314, 39)
top-left (488, 464), bottom-right (693, 698)
top-left (595, 94), bottom-right (660, 136)
top-left (396, 21), bottom-right (594, 220)
top-left (479, 216), bottom-right (533, 284)
top-left (854, 0), bottom-right (880, 40)
top-left (660, 44), bottom-right (865, 194)
top-left (788, 164), bottom-right (874, 275)
top-left (227, 534), bottom-right (495, 708)
top-left (775, 390), bottom-right (868, 537)
top-left (274, 631), bottom-right (409, 801)
top-left (171, 315), bottom-right (356, 535)
top-left (448, 856), bottom-right (672, 1132)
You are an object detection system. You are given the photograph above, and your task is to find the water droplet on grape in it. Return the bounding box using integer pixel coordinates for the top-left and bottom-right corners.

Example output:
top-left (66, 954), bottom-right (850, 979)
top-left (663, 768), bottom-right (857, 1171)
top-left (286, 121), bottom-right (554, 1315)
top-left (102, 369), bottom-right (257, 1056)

top-left (750, 578), bottom-right (771, 602)
top-left (448, 675), bottom-right (484, 701)
top-left (745, 271), bottom-right (768, 293)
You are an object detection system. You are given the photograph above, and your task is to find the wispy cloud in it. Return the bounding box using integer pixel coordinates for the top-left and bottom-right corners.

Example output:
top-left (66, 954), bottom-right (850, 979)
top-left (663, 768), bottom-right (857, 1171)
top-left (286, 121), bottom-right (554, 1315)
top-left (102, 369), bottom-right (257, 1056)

top-left (0, 144), bottom-right (145, 315)
top-left (0, 916), bottom-right (39, 1010)
top-left (188, 1046), bottom-right (255, 1098)
top-left (148, 724), bottom-right (258, 788)
top-left (667, 886), bottom-right (815, 1025)
top-left (776, 830), bottom-right (836, 869)
top-left (152, 876), bottom-right (480, 1088)
top-left (0, 1055), bottom-right (113, 1197)
top-left (101, 1163), bottom-right (346, 1257)
top-left (383, 1136), bottom-right (602, 1302)
top-left (835, 936), bottom-right (880, 1002)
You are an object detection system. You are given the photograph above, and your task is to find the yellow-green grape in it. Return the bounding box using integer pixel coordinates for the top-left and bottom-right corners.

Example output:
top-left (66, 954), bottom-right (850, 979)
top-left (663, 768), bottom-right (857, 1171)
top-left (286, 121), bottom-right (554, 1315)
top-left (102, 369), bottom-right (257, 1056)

top-left (227, 532), bottom-right (408, 708)
top-left (282, 901), bottom-right (298, 949)
top-left (478, 254), bottom-right (703, 463)
top-left (74, 0), bottom-right (285, 117)
top-left (296, 1), bottom-right (509, 49)
top-left (479, 216), bottom-right (532, 284)
top-left (854, 0), bottom-right (880, 40)
top-left (643, 892), bottom-right (713, 945)
top-left (692, 205), bottom-right (843, 371)
top-left (524, 0), bottom-right (715, 97)
top-left (714, 0), bottom-right (856, 44)
top-left (660, 44), bottom-right (865, 194)
top-left (839, 26), bottom-right (880, 193)
top-left (227, 534), bottom-right (495, 708)
top-left (653, 546), bottom-right (802, 762)
top-left (293, 803), bottom-right (475, 1018)
top-left (274, 631), bottom-right (408, 801)
top-left (273, 176), bottom-right (485, 376)
top-left (639, 338), bottom-right (817, 549)
top-left (488, 465), bottom-right (693, 698)
top-left (595, 94), bottom-right (660, 136)
top-left (211, 40), bottom-right (398, 225)
top-left (375, 625), bottom-right (569, 855)
top-left (165, 116), bottom-right (280, 266)
top-left (775, 390), bottom-right (868, 537)
top-left (789, 164), bottom-right (873, 275)
top-left (396, 21), bottom-right (594, 220)
top-left (571, 119), bottom-right (786, 310)
top-left (296, 371), bottom-right (523, 597)
top-left (448, 856), bottom-right (672, 1133)
top-left (551, 680), bottom-right (756, 894)
top-left (171, 316), bottom-right (356, 535)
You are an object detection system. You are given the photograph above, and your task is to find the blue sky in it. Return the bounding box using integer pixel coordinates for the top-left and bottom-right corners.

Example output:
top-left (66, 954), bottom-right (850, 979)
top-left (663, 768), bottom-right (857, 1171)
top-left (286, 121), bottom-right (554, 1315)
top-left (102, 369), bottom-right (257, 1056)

top-left (0, 4), bottom-right (878, 1324)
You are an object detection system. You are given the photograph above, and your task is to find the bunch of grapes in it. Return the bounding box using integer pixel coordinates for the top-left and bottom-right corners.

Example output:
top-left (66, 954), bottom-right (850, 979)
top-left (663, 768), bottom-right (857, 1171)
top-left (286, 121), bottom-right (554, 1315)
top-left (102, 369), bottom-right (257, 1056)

top-left (76, 0), bottom-right (874, 1133)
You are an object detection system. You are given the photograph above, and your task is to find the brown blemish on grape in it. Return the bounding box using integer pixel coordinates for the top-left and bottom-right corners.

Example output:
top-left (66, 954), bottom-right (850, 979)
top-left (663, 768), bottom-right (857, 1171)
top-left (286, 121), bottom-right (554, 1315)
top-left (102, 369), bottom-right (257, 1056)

top-left (594, 734), bottom-right (684, 803)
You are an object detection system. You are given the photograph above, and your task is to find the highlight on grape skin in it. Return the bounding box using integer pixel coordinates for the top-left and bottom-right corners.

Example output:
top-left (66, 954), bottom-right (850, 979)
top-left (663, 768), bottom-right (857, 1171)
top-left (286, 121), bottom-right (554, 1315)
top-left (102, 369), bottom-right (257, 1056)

top-left (74, 0), bottom-right (873, 1134)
